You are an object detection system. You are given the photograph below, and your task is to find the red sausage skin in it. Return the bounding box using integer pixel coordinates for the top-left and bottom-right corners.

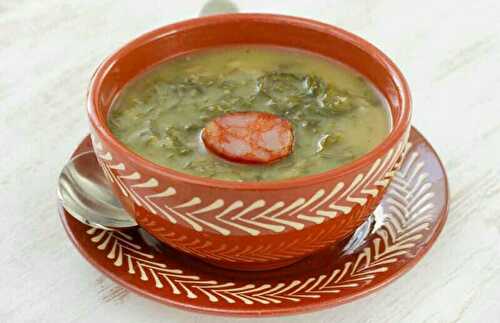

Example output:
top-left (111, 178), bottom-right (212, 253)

top-left (201, 112), bottom-right (294, 164)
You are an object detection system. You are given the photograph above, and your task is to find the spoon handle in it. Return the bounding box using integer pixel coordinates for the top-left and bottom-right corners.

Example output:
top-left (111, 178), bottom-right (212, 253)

top-left (199, 0), bottom-right (239, 16)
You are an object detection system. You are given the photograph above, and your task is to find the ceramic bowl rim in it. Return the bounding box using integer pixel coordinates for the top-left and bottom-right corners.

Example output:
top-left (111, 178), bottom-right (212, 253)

top-left (87, 13), bottom-right (412, 191)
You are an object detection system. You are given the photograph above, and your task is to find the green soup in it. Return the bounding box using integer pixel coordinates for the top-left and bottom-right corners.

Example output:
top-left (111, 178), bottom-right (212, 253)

top-left (108, 46), bottom-right (391, 181)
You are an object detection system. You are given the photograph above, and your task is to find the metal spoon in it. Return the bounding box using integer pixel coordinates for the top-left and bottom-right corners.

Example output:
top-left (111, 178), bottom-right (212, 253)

top-left (57, 151), bottom-right (137, 229)
top-left (58, 1), bottom-right (238, 229)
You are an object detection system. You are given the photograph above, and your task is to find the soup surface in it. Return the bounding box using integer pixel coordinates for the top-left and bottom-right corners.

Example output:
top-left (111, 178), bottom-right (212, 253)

top-left (108, 46), bottom-right (390, 181)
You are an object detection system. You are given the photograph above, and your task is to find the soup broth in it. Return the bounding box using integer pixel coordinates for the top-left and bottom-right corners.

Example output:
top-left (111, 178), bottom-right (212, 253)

top-left (108, 46), bottom-right (391, 181)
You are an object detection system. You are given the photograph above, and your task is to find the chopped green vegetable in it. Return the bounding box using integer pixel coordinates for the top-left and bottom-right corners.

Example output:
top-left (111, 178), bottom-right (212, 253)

top-left (316, 132), bottom-right (343, 153)
top-left (108, 46), bottom-right (390, 181)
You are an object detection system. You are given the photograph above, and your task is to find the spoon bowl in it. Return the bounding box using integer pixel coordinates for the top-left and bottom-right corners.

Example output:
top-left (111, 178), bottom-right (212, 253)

top-left (57, 151), bottom-right (137, 229)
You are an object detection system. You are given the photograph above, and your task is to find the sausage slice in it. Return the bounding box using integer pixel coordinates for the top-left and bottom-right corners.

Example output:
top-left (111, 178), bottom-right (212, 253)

top-left (202, 112), bottom-right (294, 164)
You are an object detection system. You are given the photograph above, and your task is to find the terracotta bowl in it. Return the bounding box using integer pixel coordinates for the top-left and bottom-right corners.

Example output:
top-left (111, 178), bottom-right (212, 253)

top-left (87, 14), bottom-right (412, 271)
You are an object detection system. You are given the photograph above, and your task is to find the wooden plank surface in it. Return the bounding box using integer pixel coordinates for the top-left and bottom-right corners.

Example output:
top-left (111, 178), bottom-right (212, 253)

top-left (1, 1), bottom-right (499, 322)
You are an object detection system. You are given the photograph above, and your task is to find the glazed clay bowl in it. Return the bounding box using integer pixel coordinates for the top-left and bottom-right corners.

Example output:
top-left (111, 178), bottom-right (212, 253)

top-left (87, 14), bottom-right (411, 271)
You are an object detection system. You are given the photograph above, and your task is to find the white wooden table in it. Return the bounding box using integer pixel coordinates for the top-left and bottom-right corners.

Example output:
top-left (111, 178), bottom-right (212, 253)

top-left (2, 1), bottom-right (500, 322)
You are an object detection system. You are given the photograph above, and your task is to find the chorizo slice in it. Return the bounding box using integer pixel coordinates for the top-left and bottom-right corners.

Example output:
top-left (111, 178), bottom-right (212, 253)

top-left (202, 112), bottom-right (294, 164)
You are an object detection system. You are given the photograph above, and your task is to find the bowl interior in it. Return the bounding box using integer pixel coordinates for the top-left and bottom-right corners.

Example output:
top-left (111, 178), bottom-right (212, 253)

top-left (88, 14), bottom-right (410, 188)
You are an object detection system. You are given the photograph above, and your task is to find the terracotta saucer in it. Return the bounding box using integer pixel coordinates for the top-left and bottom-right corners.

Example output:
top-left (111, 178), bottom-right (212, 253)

top-left (59, 127), bottom-right (448, 317)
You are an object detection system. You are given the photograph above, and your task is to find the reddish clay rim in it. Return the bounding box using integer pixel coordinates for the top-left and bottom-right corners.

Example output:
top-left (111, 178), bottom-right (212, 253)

top-left (87, 13), bottom-right (412, 190)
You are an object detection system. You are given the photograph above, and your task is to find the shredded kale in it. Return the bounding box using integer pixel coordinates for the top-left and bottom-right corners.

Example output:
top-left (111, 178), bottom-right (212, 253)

top-left (109, 60), bottom-right (385, 181)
